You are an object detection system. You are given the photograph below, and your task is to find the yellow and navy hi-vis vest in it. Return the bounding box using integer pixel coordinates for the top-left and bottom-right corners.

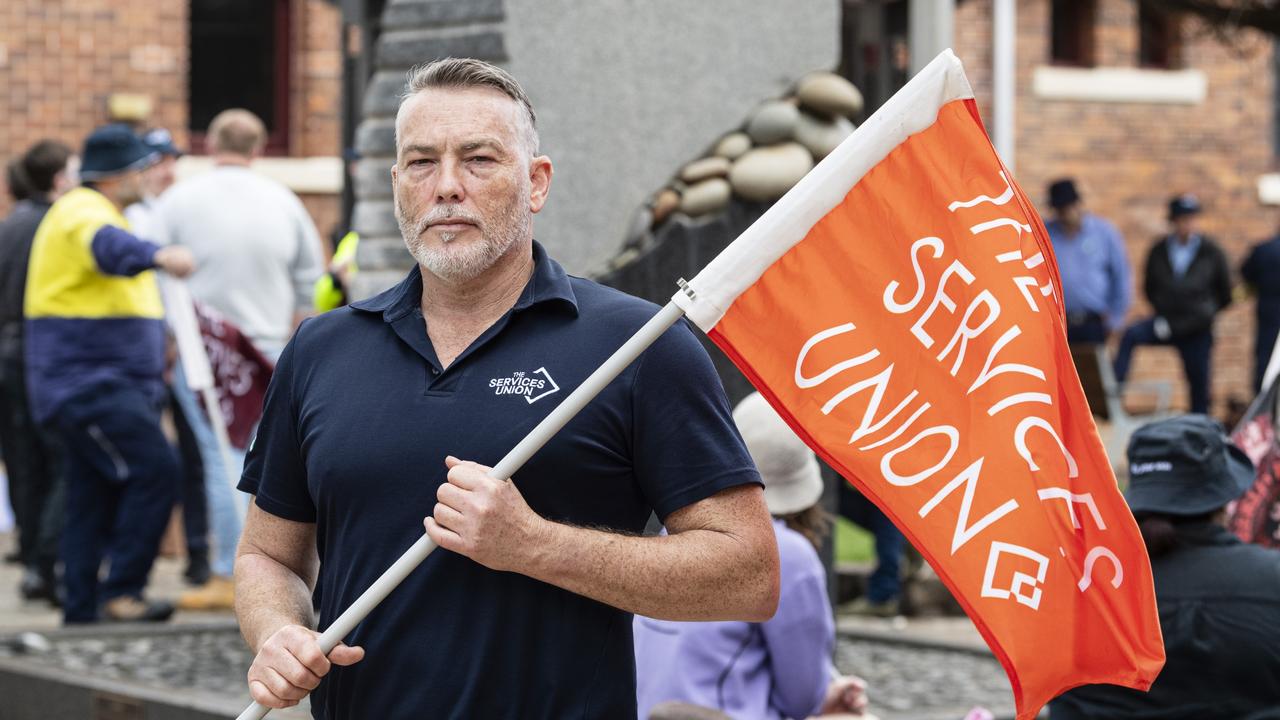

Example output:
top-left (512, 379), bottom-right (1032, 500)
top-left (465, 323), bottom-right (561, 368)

top-left (23, 187), bottom-right (167, 422)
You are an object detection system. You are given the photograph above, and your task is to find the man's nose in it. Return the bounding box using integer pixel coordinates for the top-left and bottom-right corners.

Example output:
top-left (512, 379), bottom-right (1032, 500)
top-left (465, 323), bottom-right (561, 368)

top-left (435, 159), bottom-right (465, 203)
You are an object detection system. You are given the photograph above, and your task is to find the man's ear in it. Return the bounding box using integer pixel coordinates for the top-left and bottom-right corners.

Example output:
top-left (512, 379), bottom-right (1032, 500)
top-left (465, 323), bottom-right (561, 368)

top-left (528, 155), bottom-right (553, 214)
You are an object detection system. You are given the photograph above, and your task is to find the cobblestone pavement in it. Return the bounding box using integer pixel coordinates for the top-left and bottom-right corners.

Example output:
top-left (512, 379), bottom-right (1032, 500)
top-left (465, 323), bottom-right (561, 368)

top-left (0, 623), bottom-right (1014, 720)
top-left (835, 636), bottom-right (1017, 720)
top-left (2, 531), bottom-right (1023, 719)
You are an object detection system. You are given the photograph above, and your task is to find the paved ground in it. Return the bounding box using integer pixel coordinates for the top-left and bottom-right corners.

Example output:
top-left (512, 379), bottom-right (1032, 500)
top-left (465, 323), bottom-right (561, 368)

top-left (837, 613), bottom-right (986, 652)
top-left (0, 531), bottom-right (232, 633)
top-left (1, 528), bottom-right (1010, 718)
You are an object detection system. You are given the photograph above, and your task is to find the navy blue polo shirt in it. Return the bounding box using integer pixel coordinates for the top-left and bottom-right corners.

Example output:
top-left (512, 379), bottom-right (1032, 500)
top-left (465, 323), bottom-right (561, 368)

top-left (239, 242), bottom-right (761, 720)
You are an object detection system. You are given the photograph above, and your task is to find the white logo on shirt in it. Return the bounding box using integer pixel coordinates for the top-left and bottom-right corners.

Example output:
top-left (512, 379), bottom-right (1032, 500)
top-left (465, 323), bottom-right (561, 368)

top-left (489, 367), bottom-right (560, 404)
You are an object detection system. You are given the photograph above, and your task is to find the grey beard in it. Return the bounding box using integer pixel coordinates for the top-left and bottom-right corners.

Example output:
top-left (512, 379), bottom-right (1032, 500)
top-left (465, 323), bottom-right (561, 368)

top-left (396, 199), bottom-right (530, 283)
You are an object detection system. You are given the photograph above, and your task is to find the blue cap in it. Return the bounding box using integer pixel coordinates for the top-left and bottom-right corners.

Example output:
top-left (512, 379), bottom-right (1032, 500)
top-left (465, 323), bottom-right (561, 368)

top-left (80, 124), bottom-right (157, 181)
top-left (141, 127), bottom-right (183, 157)
top-left (1168, 193), bottom-right (1201, 220)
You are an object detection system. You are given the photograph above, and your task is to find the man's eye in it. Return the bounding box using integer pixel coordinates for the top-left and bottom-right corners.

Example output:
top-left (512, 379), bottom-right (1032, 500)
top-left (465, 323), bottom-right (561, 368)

top-left (467, 156), bottom-right (494, 164)
top-left (409, 158), bottom-right (434, 167)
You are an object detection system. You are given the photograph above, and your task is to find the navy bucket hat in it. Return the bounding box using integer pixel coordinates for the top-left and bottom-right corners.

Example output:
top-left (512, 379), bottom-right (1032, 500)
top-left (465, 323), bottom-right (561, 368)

top-left (79, 124), bottom-right (157, 181)
top-left (1048, 178), bottom-right (1081, 209)
top-left (1125, 415), bottom-right (1255, 516)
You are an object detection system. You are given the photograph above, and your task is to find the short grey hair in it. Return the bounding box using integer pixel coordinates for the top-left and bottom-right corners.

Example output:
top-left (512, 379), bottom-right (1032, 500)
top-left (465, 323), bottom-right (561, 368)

top-left (399, 57), bottom-right (539, 154)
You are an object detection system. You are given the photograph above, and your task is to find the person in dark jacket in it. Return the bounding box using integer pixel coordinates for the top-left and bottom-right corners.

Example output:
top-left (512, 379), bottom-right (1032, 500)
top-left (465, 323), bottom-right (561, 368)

top-left (1113, 194), bottom-right (1233, 414)
top-left (1049, 414), bottom-right (1280, 719)
top-left (0, 140), bottom-right (77, 604)
top-left (1242, 229), bottom-right (1280, 392)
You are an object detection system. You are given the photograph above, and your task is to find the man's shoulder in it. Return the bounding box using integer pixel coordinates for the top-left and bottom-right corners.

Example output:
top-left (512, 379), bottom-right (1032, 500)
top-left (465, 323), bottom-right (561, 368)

top-left (41, 189), bottom-right (115, 235)
top-left (169, 167), bottom-right (300, 203)
top-left (1083, 213), bottom-right (1121, 237)
top-left (1196, 235), bottom-right (1229, 261)
top-left (1220, 540), bottom-right (1280, 580)
top-left (292, 304), bottom-right (378, 351)
top-left (566, 275), bottom-right (664, 322)
top-left (564, 276), bottom-right (709, 357)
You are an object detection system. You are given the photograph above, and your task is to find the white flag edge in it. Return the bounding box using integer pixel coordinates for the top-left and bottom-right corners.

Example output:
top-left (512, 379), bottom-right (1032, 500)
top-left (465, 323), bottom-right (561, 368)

top-left (671, 49), bottom-right (975, 332)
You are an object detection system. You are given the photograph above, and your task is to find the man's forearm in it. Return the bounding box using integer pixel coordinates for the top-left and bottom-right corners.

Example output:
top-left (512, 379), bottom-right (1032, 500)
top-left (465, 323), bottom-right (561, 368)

top-left (234, 552), bottom-right (317, 652)
top-left (522, 521), bottom-right (778, 622)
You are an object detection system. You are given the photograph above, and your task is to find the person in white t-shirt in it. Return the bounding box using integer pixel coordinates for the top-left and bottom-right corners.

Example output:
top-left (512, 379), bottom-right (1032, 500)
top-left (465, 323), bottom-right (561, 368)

top-left (152, 109), bottom-right (324, 610)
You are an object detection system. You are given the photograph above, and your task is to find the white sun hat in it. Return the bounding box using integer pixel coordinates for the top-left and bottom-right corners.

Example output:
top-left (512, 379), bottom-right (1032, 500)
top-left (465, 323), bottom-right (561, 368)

top-left (732, 392), bottom-right (824, 515)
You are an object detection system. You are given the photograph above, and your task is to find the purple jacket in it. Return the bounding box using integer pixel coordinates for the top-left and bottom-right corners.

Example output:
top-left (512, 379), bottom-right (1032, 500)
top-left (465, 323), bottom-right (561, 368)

top-left (634, 520), bottom-right (834, 719)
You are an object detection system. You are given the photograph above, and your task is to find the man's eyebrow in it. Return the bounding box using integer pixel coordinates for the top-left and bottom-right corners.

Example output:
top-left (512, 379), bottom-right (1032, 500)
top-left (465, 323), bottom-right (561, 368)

top-left (400, 138), bottom-right (507, 157)
top-left (459, 138), bottom-right (505, 153)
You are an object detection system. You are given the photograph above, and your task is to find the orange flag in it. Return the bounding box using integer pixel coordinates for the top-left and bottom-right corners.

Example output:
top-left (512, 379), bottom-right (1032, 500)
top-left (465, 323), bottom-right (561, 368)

top-left (671, 51), bottom-right (1164, 718)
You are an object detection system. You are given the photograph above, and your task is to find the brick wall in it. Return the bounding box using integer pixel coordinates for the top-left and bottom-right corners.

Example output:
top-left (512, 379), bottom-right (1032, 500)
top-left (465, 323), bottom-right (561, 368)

top-left (0, 0), bottom-right (342, 240)
top-left (0, 0), bottom-right (189, 193)
top-left (294, 0), bottom-right (344, 243)
top-left (955, 0), bottom-right (1276, 417)
top-left (294, 0), bottom-right (342, 161)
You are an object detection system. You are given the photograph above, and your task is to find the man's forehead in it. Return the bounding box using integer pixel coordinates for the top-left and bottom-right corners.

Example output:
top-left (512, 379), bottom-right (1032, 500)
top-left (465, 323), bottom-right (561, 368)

top-left (397, 87), bottom-right (523, 135)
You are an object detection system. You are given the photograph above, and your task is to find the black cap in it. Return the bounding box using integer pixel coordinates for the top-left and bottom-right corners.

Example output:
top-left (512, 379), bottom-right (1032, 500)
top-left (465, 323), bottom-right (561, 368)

top-left (141, 127), bottom-right (183, 157)
top-left (1168, 193), bottom-right (1201, 220)
top-left (80, 124), bottom-right (157, 180)
top-left (1048, 178), bottom-right (1081, 209)
top-left (1125, 415), bottom-right (1254, 516)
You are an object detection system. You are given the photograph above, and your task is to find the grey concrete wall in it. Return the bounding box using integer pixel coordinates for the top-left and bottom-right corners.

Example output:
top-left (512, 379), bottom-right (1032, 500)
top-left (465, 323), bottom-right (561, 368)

top-left (351, 0), bottom-right (839, 295)
top-left (503, 0), bottom-right (841, 275)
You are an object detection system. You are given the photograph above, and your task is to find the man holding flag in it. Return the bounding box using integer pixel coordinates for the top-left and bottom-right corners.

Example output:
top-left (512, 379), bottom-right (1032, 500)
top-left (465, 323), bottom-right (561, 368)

top-left (234, 58), bottom-right (778, 718)
top-left (236, 51), bottom-right (1165, 720)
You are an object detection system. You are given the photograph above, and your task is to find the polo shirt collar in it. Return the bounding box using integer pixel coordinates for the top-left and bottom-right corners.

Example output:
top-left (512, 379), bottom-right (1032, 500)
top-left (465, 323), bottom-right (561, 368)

top-left (350, 240), bottom-right (578, 321)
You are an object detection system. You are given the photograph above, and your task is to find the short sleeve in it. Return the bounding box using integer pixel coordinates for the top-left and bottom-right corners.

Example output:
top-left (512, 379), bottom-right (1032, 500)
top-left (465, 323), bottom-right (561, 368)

top-left (630, 319), bottom-right (761, 520)
top-left (239, 336), bottom-right (316, 522)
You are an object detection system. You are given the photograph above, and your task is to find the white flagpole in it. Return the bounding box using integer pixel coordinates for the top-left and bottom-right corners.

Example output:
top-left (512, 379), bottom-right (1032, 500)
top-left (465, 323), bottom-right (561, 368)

top-left (1263, 331), bottom-right (1280, 397)
top-left (235, 300), bottom-right (687, 720)
top-left (160, 278), bottom-right (241, 498)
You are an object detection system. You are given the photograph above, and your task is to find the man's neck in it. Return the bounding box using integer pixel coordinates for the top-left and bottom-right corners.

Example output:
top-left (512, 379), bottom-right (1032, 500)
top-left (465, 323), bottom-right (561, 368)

top-left (420, 239), bottom-right (536, 325)
top-left (213, 154), bottom-right (252, 168)
top-left (85, 184), bottom-right (126, 211)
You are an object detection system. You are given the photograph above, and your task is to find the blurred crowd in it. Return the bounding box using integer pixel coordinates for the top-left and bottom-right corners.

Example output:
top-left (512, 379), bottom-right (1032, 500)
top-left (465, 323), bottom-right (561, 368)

top-left (0, 110), bottom-right (354, 624)
top-left (1044, 177), bottom-right (1280, 411)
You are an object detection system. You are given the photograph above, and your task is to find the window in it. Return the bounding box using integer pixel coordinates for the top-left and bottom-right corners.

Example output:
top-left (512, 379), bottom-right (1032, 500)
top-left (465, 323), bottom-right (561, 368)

top-left (188, 0), bottom-right (291, 155)
top-left (1050, 0), bottom-right (1096, 67)
top-left (1138, 2), bottom-right (1182, 69)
